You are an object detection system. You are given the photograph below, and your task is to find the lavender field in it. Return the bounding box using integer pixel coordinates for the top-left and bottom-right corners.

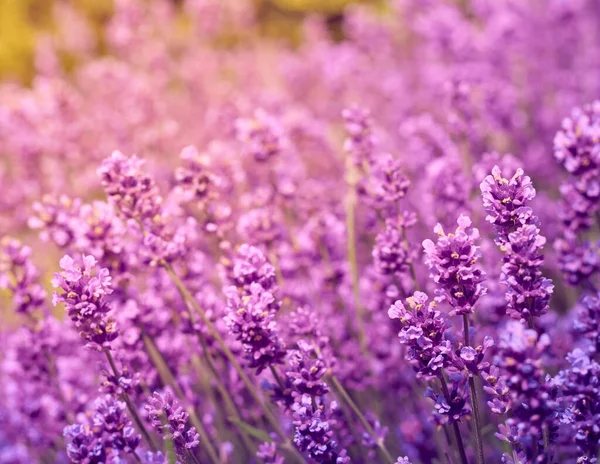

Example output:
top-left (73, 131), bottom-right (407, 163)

top-left (1, 1), bottom-right (600, 463)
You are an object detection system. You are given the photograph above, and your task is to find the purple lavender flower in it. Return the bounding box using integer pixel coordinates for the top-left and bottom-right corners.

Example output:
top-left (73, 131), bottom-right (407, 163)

top-left (286, 340), bottom-right (329, 397)
top-left (502, 224), bottom-right (554, 322)
top-left (0, 238), bottom-right (46, 316)
top-left (480, 166), bottom-right (536, 244)
top-left (52, 254), bottom-right (117, 351)
top-left (174, 145), bottom-right (216, 206)
top-left (91, 396), bottom-right (141, 454)
top-left (360, 153), bottom-right (410, 209)
top-left (373, 214), bottom-right (415, 277)
top-left (64, 424), bottom-right (106, 464)
top-left (554, 236), bottom-right (600, 286)
top-left (257, 442), bottom-right (284, 464)
top-left (222, 243), bottom-right (278, 293)
top-left (64, 396), bottom-right (140, 463)
top-left (224, 282), bottom-right (285, 373)
top-left (388, 291), bottom-right (453, 377)
top-left (292, 395), bottom-right (347, 464)
top-left (422, 215), bottom-right (486, 315)
top-left (236, 109), bottom-right (284, 162)
top-left (554, 100), bottom-right (600, 180)
top-left (145, 390), bottom-right (200, 459)
top-left (98, 151), bottom-right (162, 221)
top-left (343, 104), bottom-right (376, 165)
top-left (492, 322), bottom-right (558, 461)
top-left (396, 458), bottom-right (413, 464)
top-left (574, 294), bottom-right (600, 356)
top-left (28, 194), bottom-right (81, 248)
top-left (554, 349), bottom-right (600, 462)
top-left (481, 167), bottom-right (553, 323)
top-left (424, 373), bottom-right (470, 425)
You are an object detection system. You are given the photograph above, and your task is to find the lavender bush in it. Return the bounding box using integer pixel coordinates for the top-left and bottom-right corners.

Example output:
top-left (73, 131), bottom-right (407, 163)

top-left (1, 0), bottom-right (600, 463)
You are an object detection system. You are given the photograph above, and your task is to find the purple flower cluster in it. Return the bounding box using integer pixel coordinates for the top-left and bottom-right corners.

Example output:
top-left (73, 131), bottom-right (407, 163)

top-left (2, 1), bottom-right (600, 463)
top-left (64, 396), bottom-right (140, 464)
top-left (145, 391), bottom-right (200, 459)
top-left (554, 101), bottom-right (600, 286)
top-left (423, 215), bottom-right (486, 316)
top-left (0, 238), bottom-right (46, 316)
top-left (481, 167), bottom-right (554, 323)
top-left (52, 254), bottom-right (117, 351)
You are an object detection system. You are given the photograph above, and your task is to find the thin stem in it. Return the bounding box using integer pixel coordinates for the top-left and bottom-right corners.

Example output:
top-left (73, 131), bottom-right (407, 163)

top-left (269, 365), bottom-right (285, 390)
top-left (463, 315), bottom-right (485, 464)
top-left (345, 173), bottom-right (368, 354)
top-left (132, 452), bottom-right (143, 464)
top-left (327, 374), bottom-right (395, 464)
top-left (103, 350), bottom-right (158, 451)
top-left (401, 228), bottom-right (419, 291)
top-left (162, 263), bottom-right (305, 464)
top-left (186, 406), bottom-right (220, 464)
top-left (440, 374), bottom-right (468, 464)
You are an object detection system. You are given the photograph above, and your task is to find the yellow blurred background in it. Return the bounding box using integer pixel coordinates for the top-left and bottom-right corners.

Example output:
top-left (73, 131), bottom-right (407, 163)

top-left (0, 0), bottom-right (372, 82)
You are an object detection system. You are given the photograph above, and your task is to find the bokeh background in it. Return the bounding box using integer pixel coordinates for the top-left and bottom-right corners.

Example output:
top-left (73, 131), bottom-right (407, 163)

top-left (0, 0), bottom-right (380, 83)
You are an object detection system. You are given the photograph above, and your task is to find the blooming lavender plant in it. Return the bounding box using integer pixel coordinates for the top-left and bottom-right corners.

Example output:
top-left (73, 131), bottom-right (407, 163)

top-left (2, 1), bottom-right (600, 463)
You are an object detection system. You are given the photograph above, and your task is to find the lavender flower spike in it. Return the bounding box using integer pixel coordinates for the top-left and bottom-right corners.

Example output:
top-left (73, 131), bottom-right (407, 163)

top-left (423, 215), bottom-right (486, 316)
top-left (52, 254), bottom-right (118, 351)
top-left (480, 165), bottom-right (536, 244)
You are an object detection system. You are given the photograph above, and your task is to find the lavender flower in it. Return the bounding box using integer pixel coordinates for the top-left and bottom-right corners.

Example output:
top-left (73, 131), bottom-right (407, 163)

top-left (343, 104), bottom-right (376, 165)
top-left (502, 224), bottom-right (554, 321)
top-left (422, 215), bottom-right (486, 315)
top-left (64, 396), bottom-right (140, 463)
top-left (554, 349), bottom-right (600, 462)
top-left (52, 254), bottom-right (117, 351)
top-left (360, 153), bottom-right (410, 209)
top-left (64, 424), bottom-right (106, 464)
top-left (480, 166), bottom-right (536, 244)
top-left (222, 243), bottom-right (278, 293)
top-left (98, 151), bottom-right (162, 221)
top-left (481, 167), bottom-right (553, 323)
top-left (492, 322), bottom-right (558, 461)
top-left (424, 373), bottom-right (470, 425)
top-left (224, 283), bottom-right (286, 373)
top-left (257, 442), bottom-right (284, 464)
top-left (388, 291), bottom-right (453, 377)
top-left (174, 145), bottom-right (216, 206)
top-left (236, 109), bottom-right (284, 162)
top-left (574, 294), bottom-right (600, 356)
top-left (292, 395), bottom-right (348, 464)
top-left (0, 238), bottom-right (46, 316)
top-left (285, 340), bottom-right (329, 397)
top-left (145, 390), bottom-right (200, 458)
top-left (373, 214), bottom-right (415, 277)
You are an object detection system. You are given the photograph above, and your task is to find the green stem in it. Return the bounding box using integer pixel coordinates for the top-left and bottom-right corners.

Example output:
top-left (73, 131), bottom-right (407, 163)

top-left (104, 350), bottom-right (158, 451)
top-left (345, 184), bottom-right (367, 354)
top-left (463, 315), bottom-right (485, 464)
top-left (327, 374), bottom-right (395, 464)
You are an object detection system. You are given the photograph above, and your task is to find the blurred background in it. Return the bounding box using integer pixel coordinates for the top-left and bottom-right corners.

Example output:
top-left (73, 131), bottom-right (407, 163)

top-left (0, 0), bottom-right (381, 83)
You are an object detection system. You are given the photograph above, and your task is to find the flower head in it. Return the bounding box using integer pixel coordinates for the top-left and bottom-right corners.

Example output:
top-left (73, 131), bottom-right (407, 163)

top-left (422, 215), bottom-right (486, 315)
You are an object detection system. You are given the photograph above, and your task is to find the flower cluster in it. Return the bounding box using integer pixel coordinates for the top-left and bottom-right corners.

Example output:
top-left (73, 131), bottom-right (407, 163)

top-left (422, 215), bottom-right (486, 315)
top-left (1, 1), bottom-right (600, 463)
top-left (64, 396), bottom-right (140, 464)
top-left (52, 254), bottom-right (117, 351)
top-left (145, 391), bottom-right (200, 459)
top-left (481, 167), bottom-right (554, 323)
top-left (554, 101), bottom-right (600, 286)
top-left (0, 238), bottom-right (46, 315)
top-left (388, 292), bottom-right (453, 378)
